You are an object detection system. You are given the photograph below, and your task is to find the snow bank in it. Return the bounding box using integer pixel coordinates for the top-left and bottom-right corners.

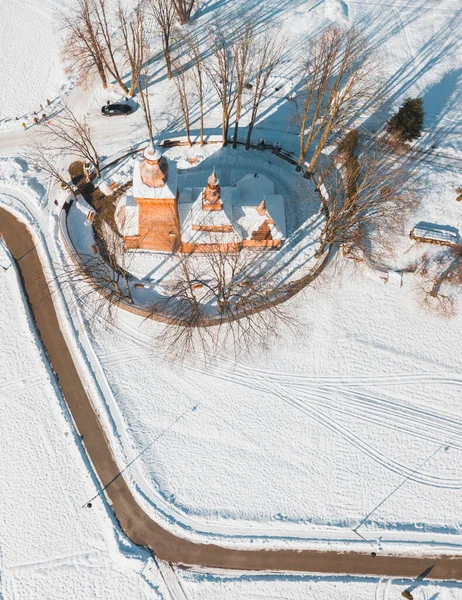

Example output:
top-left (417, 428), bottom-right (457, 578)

top-left (179, 570), bottom-right (462, 599)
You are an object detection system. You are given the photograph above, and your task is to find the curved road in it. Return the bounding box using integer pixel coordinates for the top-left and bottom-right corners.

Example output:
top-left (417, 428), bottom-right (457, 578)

top-left (1, 206), bottom-right (462, 579)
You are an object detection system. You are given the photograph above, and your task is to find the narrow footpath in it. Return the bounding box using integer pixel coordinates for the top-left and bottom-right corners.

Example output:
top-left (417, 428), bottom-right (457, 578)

top-left (1, 206), bottom-right (461, 580)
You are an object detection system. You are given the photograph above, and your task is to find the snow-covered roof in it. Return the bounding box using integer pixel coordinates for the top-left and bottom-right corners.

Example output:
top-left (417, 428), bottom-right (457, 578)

top-left (188, 187), bottom-right (236, 228)
top-left (236, 173), bottom-right (275, 204)
top-left (179, 185), bottom-right (241, 244)
top-left (265, 194), bottom-right (287, 239)
top-left (233, 201), bottom-right (285, 242)
top-left (115, 194), bottom-right (139, 237)
top-left (411, 224), bottom-right (459, 245)
top-left (179, 173), bottom-right (286, 245)
top-left (233, 174), bottom-right (286, 240)
top-left (179, 200), bottom-right (241, 245)
top-left (133, 157), bottom-right (178, 200)
top-left (144, 143), bottom-right (162, 162)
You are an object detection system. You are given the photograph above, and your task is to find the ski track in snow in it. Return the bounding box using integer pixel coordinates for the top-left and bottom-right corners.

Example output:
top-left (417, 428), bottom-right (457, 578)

top-left (94, 315), bottom-right (462, 490)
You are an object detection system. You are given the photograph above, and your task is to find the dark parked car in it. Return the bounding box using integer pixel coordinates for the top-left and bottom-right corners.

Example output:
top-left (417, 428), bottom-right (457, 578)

top-left (101, 103), bottom-right (132, 116)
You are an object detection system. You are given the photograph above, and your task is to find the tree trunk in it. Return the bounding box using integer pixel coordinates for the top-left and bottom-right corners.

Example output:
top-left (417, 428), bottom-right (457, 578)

top-left (124, 274), bottom-right (134, 304)
top-left (198, 76), bottom-right (204, 146)
top-left (186, 121), bottom-right (192, 147)
top-left (165, 44), bottom-right (173, 80)
top-left (128, 79), bottom-right (137, 96)
top-left (245, 121), bottom-right (254, 150)
top-left (315, 238), bottom-right (329, 258)
top-left (199, 101), bottom-right (204, 146)
top-left (307, 142), bottom-right (325, 174)
top-left (97, 63), bottom-right (108, 88)
top-left (222, 115), bottom-right (229, 147)
top-left (232, 118), bottom-right (239, 149)
top-left (115, 77), bottom-right (129, 94)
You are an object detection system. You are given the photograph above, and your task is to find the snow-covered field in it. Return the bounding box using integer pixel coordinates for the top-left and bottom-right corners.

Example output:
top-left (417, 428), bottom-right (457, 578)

top-left (0, 0), bottom-right (71, 120)
top-left (0, 0), bottom-right (462, 596)
top-left (0, 240), bottom-right (155, 599)
top-left (86, 249), bottom-right (462, 552)
top-left (63, 0), bottom-right (462, 555)
top-left (179, 570), bottom-right (462, 599)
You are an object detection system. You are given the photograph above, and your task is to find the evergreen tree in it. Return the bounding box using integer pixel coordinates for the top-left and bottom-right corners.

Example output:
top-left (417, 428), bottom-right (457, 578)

top-left (387, 97), bottom-right (424, 142)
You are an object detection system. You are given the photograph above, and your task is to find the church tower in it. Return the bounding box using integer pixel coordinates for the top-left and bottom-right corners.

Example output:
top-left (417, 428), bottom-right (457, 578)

top-left (127, 144), bottom-right (180, 252)
top-left (202, 170), bottom-right (223, 211)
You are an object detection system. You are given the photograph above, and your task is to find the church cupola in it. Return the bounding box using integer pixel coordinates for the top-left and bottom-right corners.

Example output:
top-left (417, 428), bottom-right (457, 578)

top-left (256, 198), bottom-right (267, 216)
top-left (202, 170), bottom-right (223, 211)
top-left (139, 144), bottom-right (169, 188)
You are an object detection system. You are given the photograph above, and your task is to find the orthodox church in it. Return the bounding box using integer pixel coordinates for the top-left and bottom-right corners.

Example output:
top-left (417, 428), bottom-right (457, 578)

top-left (115, 144), bottom-right (286, 253)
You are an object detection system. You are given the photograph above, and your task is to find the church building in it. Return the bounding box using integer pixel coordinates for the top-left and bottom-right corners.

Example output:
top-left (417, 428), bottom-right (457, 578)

top-left (115, 144), bottom-right (286, 253)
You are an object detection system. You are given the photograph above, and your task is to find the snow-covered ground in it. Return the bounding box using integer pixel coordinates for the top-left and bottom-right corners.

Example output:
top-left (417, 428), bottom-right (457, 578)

top-left (0, 240), bottom-right (155, 599)
top-left (0, 0), bottom-right (71, 120)
top-left (0, 0), bottom-right (462, 595)
top-left (178, 570), bottom-right (462, 599)
top-left (85, 251), bottom-right (462, 553)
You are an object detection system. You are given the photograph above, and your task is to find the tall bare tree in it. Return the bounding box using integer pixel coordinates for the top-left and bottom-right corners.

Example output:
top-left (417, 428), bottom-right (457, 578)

top-left (172, 64), bottom-right (193, 146)
top-left (185, 33), bottom-right (205, 146)
top-left (315, 147), bottom-right (416, 260)
top-left (26, 143), bottom-right (79, 201)
top-left (158, 240), bottom-right (292, 357)
top-left (418, 245), bottom-right (462, 318)
top-left (61, 0), bottom-right (108, 88)
top-left (245, 32), bottom-right (285, 150)
top-left (149, 0), bottom-right (177, 80)
top-left (118, 2), bottom-right (146, 95)
top-left (92, 0), bottom-right (129, 94)
top-left (232, 23), bottom-right (253, 148)
top-left (41, 104), bottom-right (102, 177)
top-left (207, 27), bottom-right (238, 147)
top-left (59, 240), bottom-right (133, 324)
top-left (139, 71), bottom-right (154, 144)
top-left (173, 0), bottom-right (196, 24)
top-left (296, 27), bottom-right (376, 175)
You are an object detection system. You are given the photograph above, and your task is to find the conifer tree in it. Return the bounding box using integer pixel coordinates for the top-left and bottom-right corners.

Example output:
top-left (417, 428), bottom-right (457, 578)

top-left (387, 97), bottom-right (424, 142)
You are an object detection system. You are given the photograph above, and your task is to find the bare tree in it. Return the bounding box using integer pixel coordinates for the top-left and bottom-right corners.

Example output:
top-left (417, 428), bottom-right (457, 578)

top-left (118, 2), bottom-right (146, 95)
top-left (419, 245), bottom-right (462, 318)
top-left (61, 0), bottom-right (108, 88)
top-left (315, 147), bottom-right (416, 261)
top-left (245, 32), bottom-right (285, 150)
top-left (139, 71), bottom-right (154, 143)
top-left (296, 26), bottom-right (376, 174)
top-left (207, 27), bottom-right (238, 147)
top-left (41, 104), bottom-right (102, 177)
top-left (157, 239), bottom-right (292, 358)
top-left (92, 0), bottom-right (129, 94)
top-left (185, 33), bottom-right (205, 146)
top-left (60, 245), bottom-right (133, 325)
top-left (172, 63), bottom-right (193, 146)
top-left (149, 0), bottom-right (177, 80)
top-left (26, 143), bottom-right (79, 201)
top-left (173, 0), bottom-right (196, 24)
top-left (232, 22), bottom-right (253, 149)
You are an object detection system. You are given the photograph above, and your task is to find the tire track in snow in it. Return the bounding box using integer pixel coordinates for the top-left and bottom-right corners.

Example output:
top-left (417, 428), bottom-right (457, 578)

top-left (91, 310), bottom-right (462, 485)
top-left (288, 384), bottom-right (462, 448)
top-left (186, 357), bottom-right (462, 487)
top-left (97, 338), bottom-right (462, 484)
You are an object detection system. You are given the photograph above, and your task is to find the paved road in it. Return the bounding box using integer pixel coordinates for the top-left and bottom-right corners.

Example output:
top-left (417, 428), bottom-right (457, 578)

top-left (1, 206), bottom-right (462, 579)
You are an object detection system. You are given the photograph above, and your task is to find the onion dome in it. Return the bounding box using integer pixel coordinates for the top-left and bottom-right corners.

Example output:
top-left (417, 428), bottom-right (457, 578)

top-left (139, 143), bottom-right (169, 188)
